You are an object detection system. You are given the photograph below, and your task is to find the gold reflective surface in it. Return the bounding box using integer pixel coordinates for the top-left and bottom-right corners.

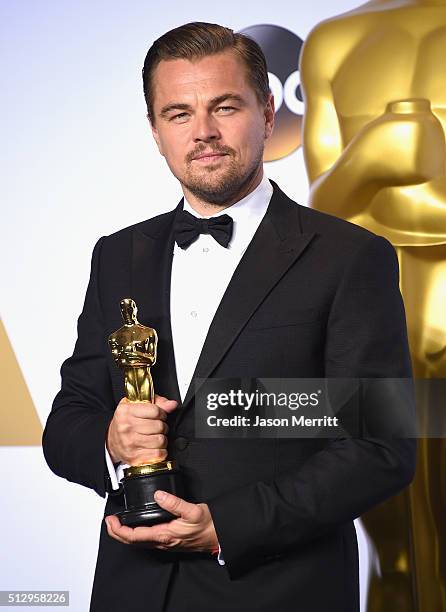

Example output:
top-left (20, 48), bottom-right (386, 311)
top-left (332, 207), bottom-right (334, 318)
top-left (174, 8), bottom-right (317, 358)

top-left (124, 460), bottom-right (176, 478)
top-left (0, 319), bottom-right (42, 445)
top-left (109, 298), bottom-right (158, 402)
top-left (108, 298), bottom-right (172, 475)
top-left (301, 1), bottom-right (446, 609)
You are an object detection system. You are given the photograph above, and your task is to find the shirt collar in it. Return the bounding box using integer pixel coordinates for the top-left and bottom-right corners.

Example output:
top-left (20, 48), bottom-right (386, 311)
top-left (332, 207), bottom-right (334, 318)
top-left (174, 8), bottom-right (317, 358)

top-left (182, 174), bottom-right (273, 254)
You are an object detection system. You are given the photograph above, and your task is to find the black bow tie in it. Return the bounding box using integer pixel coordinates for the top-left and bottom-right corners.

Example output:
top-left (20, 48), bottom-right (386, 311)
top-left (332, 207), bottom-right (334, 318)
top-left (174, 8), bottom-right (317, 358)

top-left (174, 209), bottom-right (234, 249)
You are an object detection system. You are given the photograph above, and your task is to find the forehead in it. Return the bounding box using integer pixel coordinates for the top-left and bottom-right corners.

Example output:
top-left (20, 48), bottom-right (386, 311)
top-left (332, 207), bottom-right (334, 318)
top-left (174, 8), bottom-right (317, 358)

top-left (151, 51), bottom-right (255, 108)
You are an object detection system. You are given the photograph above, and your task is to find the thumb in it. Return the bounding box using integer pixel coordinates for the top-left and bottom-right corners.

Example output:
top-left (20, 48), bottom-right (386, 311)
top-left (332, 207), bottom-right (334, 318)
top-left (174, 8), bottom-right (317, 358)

top-left (155, 395), bottom-right (179, 413)
top-left (154, 490), bottom-right (202, 522)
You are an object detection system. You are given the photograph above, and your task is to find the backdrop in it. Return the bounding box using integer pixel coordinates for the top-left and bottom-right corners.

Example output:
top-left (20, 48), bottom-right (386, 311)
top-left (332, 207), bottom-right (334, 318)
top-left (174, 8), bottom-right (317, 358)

top-left (2, 2), bottom-right (374, 610)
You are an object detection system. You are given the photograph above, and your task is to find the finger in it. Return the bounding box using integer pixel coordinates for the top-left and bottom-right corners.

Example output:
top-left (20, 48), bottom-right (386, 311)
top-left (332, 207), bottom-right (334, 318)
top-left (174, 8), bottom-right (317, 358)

top-left (104, 516), bottom-right (130, 545)
top-left (132, 528), bottom-right (177, 547)
top-left (106, 516), bottom-right (176, 547)
top-left (154, 491), bottom-right (202, 522)
top-left (154, 396), bottom-right (178, 414)
top-left (128, 449), bottom-right (168, 465)
top-left (133, 432), bottom-right (168, 449)
top-left (105, 515), bottom-right (156, 545)
top-left (127, 403), bottom-right (168, 421)
top-left (133, 420), bottom-right (169, 436)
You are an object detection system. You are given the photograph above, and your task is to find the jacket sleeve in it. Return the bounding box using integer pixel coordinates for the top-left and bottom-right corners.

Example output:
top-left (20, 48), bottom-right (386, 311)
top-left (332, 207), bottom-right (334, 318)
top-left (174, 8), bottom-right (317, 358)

top-left (207, 234), bottom-right (417, 579)
top-left (42, 236), bottom-right (119, 498)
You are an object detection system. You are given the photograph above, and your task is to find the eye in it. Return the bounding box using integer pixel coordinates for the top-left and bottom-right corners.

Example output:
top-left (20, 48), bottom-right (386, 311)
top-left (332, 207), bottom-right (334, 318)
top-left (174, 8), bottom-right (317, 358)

top-left (170, 112), bottom-right (189, 123)
top-left (216, 106), bottom-right (236, 114)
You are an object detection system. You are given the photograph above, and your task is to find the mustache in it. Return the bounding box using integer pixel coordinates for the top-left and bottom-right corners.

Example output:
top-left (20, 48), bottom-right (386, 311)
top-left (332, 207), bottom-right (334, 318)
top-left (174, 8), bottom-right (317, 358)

top-left (186, 144), bottom-right (235, 163)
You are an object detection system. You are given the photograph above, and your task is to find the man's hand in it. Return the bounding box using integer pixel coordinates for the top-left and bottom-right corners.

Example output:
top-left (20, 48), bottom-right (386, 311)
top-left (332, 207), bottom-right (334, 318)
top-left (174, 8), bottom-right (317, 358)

top-left (105, 490), bottom-right (219, 554)
top-left (106, 395), bottom-right (178, 465)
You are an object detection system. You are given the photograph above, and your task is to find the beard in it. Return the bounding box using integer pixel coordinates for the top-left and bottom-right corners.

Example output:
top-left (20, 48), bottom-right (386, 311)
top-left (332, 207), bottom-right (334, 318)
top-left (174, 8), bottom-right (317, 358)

top-left (179, 141), bottom-right (264, 206)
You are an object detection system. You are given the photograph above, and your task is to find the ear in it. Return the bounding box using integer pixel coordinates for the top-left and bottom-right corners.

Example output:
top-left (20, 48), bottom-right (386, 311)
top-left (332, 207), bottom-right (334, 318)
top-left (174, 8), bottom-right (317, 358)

top-left (264, 93), bottom-right (275, 140)
top-left (149, 115), bottom-right (165, 156)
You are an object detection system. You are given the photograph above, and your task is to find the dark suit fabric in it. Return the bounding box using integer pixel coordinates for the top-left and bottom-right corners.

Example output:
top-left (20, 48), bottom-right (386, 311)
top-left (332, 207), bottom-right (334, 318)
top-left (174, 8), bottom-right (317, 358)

top-left (42, 181), bottom-right (416, 612)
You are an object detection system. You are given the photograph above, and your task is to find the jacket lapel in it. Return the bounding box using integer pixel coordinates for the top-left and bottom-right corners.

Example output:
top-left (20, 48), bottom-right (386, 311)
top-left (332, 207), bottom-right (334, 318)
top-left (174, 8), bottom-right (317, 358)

top-left (179, 181), bottom-right (316, 416)
top-left (130, 202), bottom-right (183, 405)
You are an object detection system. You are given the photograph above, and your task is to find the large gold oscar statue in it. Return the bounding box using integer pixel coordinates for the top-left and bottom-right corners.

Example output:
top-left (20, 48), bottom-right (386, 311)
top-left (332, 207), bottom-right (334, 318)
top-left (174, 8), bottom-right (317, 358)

top-left (300, 1), bottom-right (446, 610)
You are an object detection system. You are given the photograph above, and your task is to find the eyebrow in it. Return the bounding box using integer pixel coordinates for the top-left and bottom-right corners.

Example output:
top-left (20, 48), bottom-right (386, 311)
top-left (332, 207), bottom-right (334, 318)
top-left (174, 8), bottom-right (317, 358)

top-left (159, 93), bottom-right (246, 118)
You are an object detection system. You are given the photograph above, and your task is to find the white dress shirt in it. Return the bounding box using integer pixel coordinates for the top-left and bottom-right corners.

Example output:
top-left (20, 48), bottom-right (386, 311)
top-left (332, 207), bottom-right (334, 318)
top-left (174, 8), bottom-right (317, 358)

top-left (105, 173), bottom-right (273, 564)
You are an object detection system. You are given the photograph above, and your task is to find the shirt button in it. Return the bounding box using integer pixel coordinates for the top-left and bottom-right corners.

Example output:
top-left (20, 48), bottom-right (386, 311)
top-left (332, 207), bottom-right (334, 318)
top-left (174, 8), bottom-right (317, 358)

top-left (202, 247), bottom-right (210, 253)
top-left (190, 311), bottom-right (198, 318)
top-left (174, 437), bottom-right (189, 451)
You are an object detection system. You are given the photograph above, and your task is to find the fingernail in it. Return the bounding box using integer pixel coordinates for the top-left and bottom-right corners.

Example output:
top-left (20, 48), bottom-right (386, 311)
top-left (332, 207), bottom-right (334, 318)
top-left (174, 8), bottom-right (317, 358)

top-left (155, 490), bottom-right (167, 502)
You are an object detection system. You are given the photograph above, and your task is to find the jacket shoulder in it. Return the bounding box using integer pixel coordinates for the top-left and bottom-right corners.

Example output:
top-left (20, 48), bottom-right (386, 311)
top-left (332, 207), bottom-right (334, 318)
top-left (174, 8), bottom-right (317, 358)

top-left (272, 179), bottom-right (381, 250)
top-left (299, 203), bottom-right (376, 241)
top-left (89, 207), bottom-right (179, 278)
top-left (104, 207), bottom-right (178, 244)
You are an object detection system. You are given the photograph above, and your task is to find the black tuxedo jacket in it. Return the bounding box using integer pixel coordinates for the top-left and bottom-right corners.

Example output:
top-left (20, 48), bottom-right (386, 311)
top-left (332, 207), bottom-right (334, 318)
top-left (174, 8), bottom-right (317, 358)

top-left (42, 181), bottom-right (416, 612)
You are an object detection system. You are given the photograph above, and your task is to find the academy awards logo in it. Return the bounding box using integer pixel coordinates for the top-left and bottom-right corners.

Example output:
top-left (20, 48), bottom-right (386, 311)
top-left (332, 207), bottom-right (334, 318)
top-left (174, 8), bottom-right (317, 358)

top-left (240, 24), bottom-right (304, 161)
top-left (0, 319), bottom-right (42, 445)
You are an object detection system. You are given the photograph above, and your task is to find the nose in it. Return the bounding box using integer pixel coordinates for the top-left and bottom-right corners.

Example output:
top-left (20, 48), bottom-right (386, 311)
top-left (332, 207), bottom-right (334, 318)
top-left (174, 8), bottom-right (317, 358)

top-left (191, 111), bottom-right (221, 143)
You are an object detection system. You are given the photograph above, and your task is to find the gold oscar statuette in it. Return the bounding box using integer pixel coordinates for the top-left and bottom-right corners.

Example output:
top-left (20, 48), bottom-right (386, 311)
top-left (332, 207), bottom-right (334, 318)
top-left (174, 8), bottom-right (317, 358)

top-left (300, 2), bottom-right (446, 608)
top-left (108, 298), bottom-right (184, 527)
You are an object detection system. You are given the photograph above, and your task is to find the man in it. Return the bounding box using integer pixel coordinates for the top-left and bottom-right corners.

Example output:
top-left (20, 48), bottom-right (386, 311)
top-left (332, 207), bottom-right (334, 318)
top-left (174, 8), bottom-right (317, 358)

top-left (42, 22), bottom-right (416, 612)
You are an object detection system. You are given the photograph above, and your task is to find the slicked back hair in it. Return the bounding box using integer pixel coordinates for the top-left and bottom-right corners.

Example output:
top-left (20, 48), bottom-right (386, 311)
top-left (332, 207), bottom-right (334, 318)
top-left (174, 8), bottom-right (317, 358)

top-left (142, 22), bottom-right (270, 124)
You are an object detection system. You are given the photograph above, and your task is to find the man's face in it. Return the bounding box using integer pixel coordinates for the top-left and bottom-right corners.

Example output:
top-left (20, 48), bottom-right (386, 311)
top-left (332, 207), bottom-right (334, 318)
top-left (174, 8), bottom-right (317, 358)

top-left (150, 50), bottom-right (274, 205)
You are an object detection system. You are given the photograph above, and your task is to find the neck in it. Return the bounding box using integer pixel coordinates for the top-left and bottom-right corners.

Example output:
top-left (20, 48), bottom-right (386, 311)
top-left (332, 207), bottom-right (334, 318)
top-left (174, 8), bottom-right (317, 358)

top-left (182, 165), bottom-right (264, 217)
